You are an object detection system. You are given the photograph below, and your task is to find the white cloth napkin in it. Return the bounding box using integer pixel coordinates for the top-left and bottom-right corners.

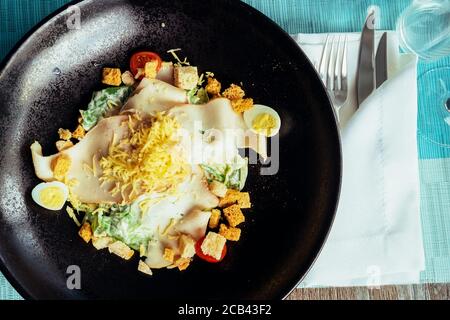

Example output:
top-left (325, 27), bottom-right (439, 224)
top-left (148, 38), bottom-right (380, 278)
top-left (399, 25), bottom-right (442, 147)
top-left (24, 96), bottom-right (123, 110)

top-left (292, 32), bottom-right (424, 287)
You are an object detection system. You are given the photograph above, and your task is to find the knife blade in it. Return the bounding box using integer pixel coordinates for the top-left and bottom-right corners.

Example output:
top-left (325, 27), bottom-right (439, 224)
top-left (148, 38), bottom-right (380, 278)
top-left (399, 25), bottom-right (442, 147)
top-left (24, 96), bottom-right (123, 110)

top-left (356, 10), bottom-right (376, 108)
top-left (375, 32), bottom-right (388, 88)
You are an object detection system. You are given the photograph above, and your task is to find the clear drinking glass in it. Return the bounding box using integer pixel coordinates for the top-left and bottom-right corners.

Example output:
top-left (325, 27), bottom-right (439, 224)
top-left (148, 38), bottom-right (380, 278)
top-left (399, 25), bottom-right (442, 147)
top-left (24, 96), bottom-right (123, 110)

top-left (397, 0), bottom-right (450, 60)
top-left (397, 0), bottom-right (450, 145)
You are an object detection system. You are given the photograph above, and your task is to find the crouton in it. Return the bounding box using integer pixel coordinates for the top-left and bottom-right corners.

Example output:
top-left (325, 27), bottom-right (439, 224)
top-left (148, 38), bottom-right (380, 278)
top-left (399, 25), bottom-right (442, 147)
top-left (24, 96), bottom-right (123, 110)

top-left (52, 154), bottom-right (71, 181)
top-left (205, 77), bottom-right (221, 95)
top-left (138, 260), bottom-right (153, 275)
top-left (56, 140), bottom-right (73, 152)
top-left (209, 180), bottom-right (227, 197)
top-left (200, 231), bottom-right (226, 260)
top-left (222, 84), bottom-right (245, 100)
top-left (209, 209), bottom-right (221, 229)
top-left (175, 257), bottom-right (191, 271)
top-left (218, 189), bottom-right (240, 207)
top-left (163, 248), bottom-right (175, 263)
top-left (102, 67), bottom-right (122, 86)
top-left (58, 128), bottom-right (72, 141)
top-left (121, 70), bottom-right (136, 86)
top-left (219, 224), bottom-right (241, 241)
top-left (218, 189), bottom-right (251, 209)
top-left (179, 235), bottom-right (196, 258)
top-left (72, 125), bottom-right (85, 140)
top-left (108, 241), bottom-right (134, 260)
top-left (92, 236), bottom-right (113, 250)
top-left (78, 222), bottom-right (92, 243)
top-left (144, 60), bottom-right (159, 79)
top-left (231, 98), bottom-right (254, 113)
top-left (237, 192), bottom-right (251, 209)
top-left (174, 66), bottom-right (198, 90)
top-left (223, 204), bottom-right (245, 227)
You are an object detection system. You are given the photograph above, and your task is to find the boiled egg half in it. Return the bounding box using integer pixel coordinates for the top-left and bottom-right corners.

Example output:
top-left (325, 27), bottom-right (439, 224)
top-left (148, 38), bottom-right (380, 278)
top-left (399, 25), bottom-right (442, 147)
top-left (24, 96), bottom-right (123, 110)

top-left (243, 104), bottom-right (281, 137)
top-left (31, 181), bottom-right (69, 211)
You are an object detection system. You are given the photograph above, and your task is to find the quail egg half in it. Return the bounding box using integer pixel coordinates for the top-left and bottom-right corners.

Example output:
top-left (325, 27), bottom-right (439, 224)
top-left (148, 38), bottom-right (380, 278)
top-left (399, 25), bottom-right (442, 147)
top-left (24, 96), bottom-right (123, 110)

top-left (243, 104), bottom-right (281, 137)
top-left (31, 181), bottom-right (69, 211)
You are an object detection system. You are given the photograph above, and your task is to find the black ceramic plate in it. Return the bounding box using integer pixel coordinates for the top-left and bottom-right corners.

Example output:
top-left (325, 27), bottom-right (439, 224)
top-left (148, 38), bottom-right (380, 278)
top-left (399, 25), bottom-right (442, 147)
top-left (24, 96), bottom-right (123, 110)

top-left (0, 0), bottom-right (341, 299)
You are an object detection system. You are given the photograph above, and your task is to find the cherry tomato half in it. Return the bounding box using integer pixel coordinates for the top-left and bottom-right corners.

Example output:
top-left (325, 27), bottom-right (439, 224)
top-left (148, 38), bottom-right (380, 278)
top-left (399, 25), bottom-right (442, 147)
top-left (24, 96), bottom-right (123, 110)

top-left (195, 236), bottom-right (227, 263)
top-left (130, 51), bottom-right (162, 79)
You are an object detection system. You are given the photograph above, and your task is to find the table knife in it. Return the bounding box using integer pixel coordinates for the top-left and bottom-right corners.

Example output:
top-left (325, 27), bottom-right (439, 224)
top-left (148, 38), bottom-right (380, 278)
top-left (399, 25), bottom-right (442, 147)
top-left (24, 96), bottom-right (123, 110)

top-left (375, 32), bottom-right (388, 88)
top-left (356, 10), bottom-right (376, 108)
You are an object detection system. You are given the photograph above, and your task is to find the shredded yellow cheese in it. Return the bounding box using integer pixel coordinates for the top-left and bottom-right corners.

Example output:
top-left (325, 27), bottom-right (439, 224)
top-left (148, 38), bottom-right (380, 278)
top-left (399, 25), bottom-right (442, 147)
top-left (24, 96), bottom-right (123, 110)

top-left (167, 48), bottom-right (190, 66)
top-left (82, 162), bottom-right (94, 175)
top-left (161, 218), bottom-right (176, 236)
top-left (66, 206), bottom-right (81, 227)
top-left (99, 113), bottom-right (190, 203)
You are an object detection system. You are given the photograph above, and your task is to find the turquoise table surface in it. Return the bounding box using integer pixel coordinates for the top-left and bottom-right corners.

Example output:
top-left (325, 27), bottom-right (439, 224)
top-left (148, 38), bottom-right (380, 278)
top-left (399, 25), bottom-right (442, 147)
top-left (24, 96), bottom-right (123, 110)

top-left (1, 0), bottom-right (450, 300)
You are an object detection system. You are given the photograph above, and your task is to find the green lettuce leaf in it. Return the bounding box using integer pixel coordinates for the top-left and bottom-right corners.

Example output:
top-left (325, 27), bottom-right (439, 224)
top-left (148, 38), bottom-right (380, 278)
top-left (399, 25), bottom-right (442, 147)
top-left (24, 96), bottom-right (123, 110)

top-left (80, 86), bottom-right (132, 131)
top-left (89, 204), bottom-right (153, 251)
top-left (187, 87), bottom-right (209, 105)
top-left (200, 155), bottom-right (248, 190)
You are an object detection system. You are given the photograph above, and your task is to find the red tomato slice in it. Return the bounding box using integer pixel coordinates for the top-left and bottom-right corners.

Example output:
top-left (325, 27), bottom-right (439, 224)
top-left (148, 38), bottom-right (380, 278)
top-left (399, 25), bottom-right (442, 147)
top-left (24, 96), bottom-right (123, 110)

top-left (195, 236), bottom-right (227, 263)
top-left (130, 51), bottom-right (162, 79)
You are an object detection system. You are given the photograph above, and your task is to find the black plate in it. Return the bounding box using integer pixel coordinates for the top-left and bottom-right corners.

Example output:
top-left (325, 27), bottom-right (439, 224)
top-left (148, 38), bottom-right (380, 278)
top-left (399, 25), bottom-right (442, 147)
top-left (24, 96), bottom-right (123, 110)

top-left (0, 0), bottom-right (341, 299)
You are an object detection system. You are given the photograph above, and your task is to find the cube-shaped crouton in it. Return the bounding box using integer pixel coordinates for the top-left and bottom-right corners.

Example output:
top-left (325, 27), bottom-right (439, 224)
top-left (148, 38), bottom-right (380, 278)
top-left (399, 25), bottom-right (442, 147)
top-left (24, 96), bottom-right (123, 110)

top-left (209, 180), bottom-right (227, 197)
top-left (108, 241), bottom-right (134, 260)
top-left (163, 248), bottom-right (175, 263)
top-left (218, 189), bottom-right (241, 208)
top-left (138, 260), bottom-right (153, 275)
top-left (58, 128), bottom-right (72, 141)
top-left (223, 204), bottom-right (245, 227)
top-left (78, 222), bottom-right (92, 243)
top-left (144, 60), bottom-right (159, 79)
top-left (218, 190), bottom-right (251, 209)
top-left (121, 71), bottom-right (136, 86)
top-left (174, 66), bottom-right (198, 90)
top-left (222, 84), bottom-right (245, 100)
top-left (208, 209), bottom-right (221, 229)
top-left (102, 67), bottom-right (122, 86)
top-left (231, 98), bottom-right (254, 113)
top-left (92, 236), bottom-right (113, 250)
top-left (56, 140), bottom-right (74, 152)
top-left (52, 154), bottom-right (71, 181)
top-left (219, 224), bottom-right (241, 241)
top-left (175, 257), bottom-right (191, 271)
top-left (205, 77), bottom-right (221, 95)
top-left (72, 125), bottom-right (85, 140)
top-left (237, 192), bottom-right (251, 209)
top-left (200, 232), bottom-right (226, 260)
top-left (179, 235), bottom-right (196, 258)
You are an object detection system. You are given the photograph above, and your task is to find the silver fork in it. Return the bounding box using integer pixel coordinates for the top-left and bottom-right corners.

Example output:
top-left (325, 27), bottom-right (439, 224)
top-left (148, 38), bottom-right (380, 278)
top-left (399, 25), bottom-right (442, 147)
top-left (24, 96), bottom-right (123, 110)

top-left (318, 34), bottom-right (348, 121)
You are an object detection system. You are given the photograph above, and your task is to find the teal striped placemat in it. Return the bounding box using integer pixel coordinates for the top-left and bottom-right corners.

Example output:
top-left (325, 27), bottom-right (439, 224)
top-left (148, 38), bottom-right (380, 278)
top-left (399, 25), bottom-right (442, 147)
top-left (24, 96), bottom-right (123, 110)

top-left (1, 0), bottom-right (449, 299)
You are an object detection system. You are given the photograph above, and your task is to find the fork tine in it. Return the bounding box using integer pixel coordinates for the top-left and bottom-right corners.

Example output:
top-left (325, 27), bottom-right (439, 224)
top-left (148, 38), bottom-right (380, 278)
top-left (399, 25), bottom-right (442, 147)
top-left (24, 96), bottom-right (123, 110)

top-left (319, 34), bottom-right (331, 85)
top-left (341, 35), bottom-right (348, 91)
top-left (327, 36), bottom-right (337, 91)
top-left (334, 35), bottom-right (344, 91)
